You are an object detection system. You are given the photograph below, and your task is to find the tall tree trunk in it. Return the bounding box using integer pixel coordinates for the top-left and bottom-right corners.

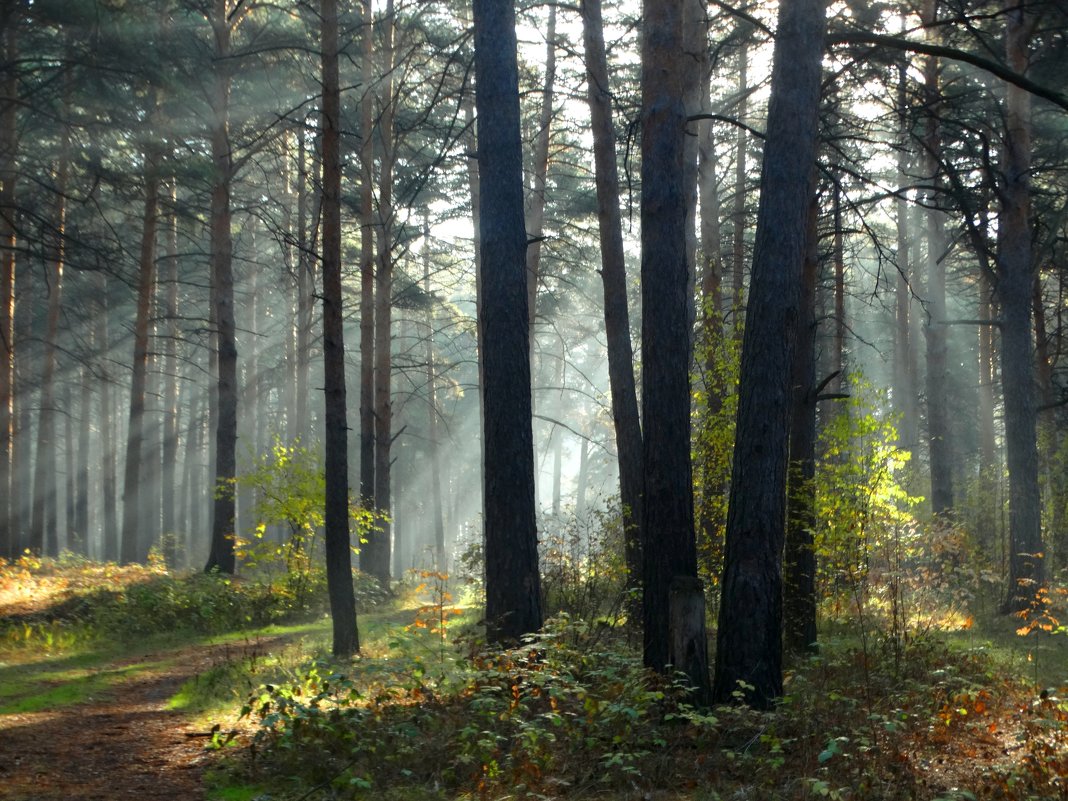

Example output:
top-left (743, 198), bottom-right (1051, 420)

top-left (423, 217), bottom-right (446, 569)
top-left (922, 0), bottom-right (954, 517)
top-left (31, 127), bottom-right (70, 556)
top-left (474, 0), bottom-right (542, 643)
top-left (894, 61), bottom-right (918, 450)
top-left (730, 43), bottom-right (748, 321)
top-left (0, 11), bottom-right (18, 559)
top-left (62, 383), bottom-right (75, 552)
top-left (96, 275), bottom-right (118, 562)
top-left (713, 0), bottom-right (825, 709)
top-left (998, 3), bottom-right (1043, 613)
top-left (121, 146), bottom-right (160, 564)
top-left (367, 0), bottom-right (396, 587)
top-left (580, 0), bottom-right (643, 596)
top-left (358, 0), bottom-right (376, 522)
top-left (525, 4), bottom-right (556, 337)
top-left (296, 129), bottom-right (313, 442)
top-left (639, 0), bottom-right (710, 703)
top-left (784, 183), bottom-right (819, 653)
top-left (162, 183), bottom-right (180, 565)
top-left (698, 65), bottom-right (722, 323)
top-left (75, 339), bottom-right (91, 553)
top-left (205, 0), bottom-right (237, 575)
top-left (832, 181), bottom-right (845, 393)
top-left (977, 268), bottom-right (998, 553)
top-left (321, 0), bottom-right (360, 656)
top-left (1033, 276), bottom-right (1063, 568)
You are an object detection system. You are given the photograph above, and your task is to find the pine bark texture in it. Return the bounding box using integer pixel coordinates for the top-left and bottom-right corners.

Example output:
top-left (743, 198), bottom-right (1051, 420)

top-left (205, 0), bottom-right (237, 575)
top-left (922, 0), bottom-right (954, 517)
top-left (713, 0), bottom-right (825, 709)
top-left (358, 0), bottom-right (376, 521)
top-left (473, 0), bottom-right (543, 644)
top-left (580, 0), bottom-right (643, 602)
top-left (784, 187), bottom-right (819, 653)
top-left (999, 4), bottom-right (1044, 613)
top-left (0, 12), bottom-right (17, 558)
top-left (639, 0), bottom-right (710, 703)
top-left (121, 153), bottom-right (159, 564)
top-left (321, 0), bottom-right (360, 657)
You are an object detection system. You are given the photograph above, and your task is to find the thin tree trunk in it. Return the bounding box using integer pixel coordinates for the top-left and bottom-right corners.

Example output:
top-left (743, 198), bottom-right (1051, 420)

top-left (321, 0), bottom-right (359, 655)
top-left (784, 183), bottom-right (819, 653)
top-left (75, 339), bottom-right (91, 553)
top-left (296, 129), bottom-right (312, 442)
top-left (713, 0), bottom-right (825, 709)
top-left (832, 181), bottom-right (845, 392)
top-left (999, 2), bottom-right (1043, 612)
top-left (894, 62), bottom-right (918, 450)
top-left (580, 0), bottom-right (643, 595)
top-left (922, 0), bottom-right (954, 517)
top-left (423, 217), bottom-right (446, 569)
top-left (31, 126), bottom-right (70, 556)
top-left (120, 142), bottom-right (160, 565)
top-left (730, 43), bottom-right (748, 320)
top-left (358, 0), bottom-right (376, 531)
top-left (205, 0), bottom-right (237, 574)
top-left (367, 0), bottom-right (396, 587)
top-left (161, 183), bottom-right (179, 564)
top-left (977, 268), bottom-right (997, 552)
top-left (0, 12), bottom-right (17, 558)
top-left (525, 4), bottom-right (556, 338)
top-left (96, 275), bottom-right (118, 562)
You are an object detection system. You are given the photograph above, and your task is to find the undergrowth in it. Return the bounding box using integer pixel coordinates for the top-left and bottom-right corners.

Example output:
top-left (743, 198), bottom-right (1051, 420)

top-left (219, 613), bottom-right (1067, 801)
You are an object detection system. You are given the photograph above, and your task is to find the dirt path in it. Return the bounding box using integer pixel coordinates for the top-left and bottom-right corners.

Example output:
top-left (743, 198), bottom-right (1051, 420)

top-left (0, 637), bottom-right (281, 801)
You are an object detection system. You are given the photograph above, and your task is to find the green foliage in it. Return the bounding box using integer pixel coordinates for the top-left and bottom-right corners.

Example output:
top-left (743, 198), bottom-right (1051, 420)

top-left (236, 437), bottom-right (380, 607)
top-left (539, 506), bottom-right (630, 622)
top-left (691, 309), bottom-right (741, 598)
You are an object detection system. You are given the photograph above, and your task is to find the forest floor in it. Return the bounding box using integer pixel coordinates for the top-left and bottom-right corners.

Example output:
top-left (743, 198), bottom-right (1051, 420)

top-left (0, 561), bottom-right (1065, 801)
top-left (0, 634), bottom-right (286, 800)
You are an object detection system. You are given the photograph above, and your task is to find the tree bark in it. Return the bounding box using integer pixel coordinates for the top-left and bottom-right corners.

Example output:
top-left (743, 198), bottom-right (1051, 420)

top-left (423, 217), bottom-right (446, 569)
top-left (580, 0), bottom-right (643, 599)
top-left (525, 4), bottom-right (556, 338)
top-left (358, 0), bottom-right (376, 522)
top-left (321, 0), bottom-right (360, 656)
top-left (121, 144), bottom-right (159, 565)
top-left (713, 0), bottom-right (825, 709)
top-left (0, 11), bottom-right (17, 558)
top-left (639, 0), bottom-right (710, 703)
top-left (730, 43), bottom-right (748, 320)
top-left (204, 0), bottom-right (237, 575)
top-left (922, 0), bottom-right (954, 518)
top-left (893, 61), bottom-right (918, 450)
top-left (31, 121), bottom-right (70, 556)
top-left (96, 275), bottom-right (119, 562)
top-left (474, 0), bottom-right (543, 644)
top-left (998, 3), bottom-right (1043, 613)
top-left (162, 183), bottom-right (179, 564)
top-left (784, 184), bottom-right (819, 653)
top-left (367, 0), bottom-right (397, 587)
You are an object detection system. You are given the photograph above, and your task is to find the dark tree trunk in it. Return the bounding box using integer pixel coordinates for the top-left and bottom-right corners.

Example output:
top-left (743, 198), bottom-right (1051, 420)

top-left (121, 145), bottom-right (159, 565)
top-left (358, 0), bottom-right (376, 521)
top-left (730, 43), bottom-right (748, 318)
top-left (0, 12), bottom-right (17, 559)
top-left (638, 0), bottom-right (710, 703)
top-left (96, 275), bottom-right (118, 562)
top-left (525, 4), bottom-right (555, 338)
top-left (366, 0), bottom-right (396, 587)
top-left (893, 58), bottom-right (918, 450)
top-left (474, 0), bottom-right (543, 644)
top-left (922, 0), bottom-right (954, 518)
top-left (784, 185), bottom-right (819, 654)
top-left (998, 3), bottom-right (1043, 613)
top-left (321, 0), bottom-right (360, 656)
top-left (204, 0), bottom-right (237, 575)
top-left (581, 0), bottom-right (643, 598)
top-left (162, 183), bottom-right (180, 565)
top-left (31, 152), bottom-right (67, 557)
top-left (423, 218), bottom-right (446, 569)
top-left (713, 0), bottom-right (825, 709)
top-left (74, 347), bottom-right (91, 553)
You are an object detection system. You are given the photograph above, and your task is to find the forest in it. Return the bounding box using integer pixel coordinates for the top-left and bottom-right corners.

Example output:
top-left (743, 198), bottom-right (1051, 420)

top-left (1, 0), bottom-right (1067, 798)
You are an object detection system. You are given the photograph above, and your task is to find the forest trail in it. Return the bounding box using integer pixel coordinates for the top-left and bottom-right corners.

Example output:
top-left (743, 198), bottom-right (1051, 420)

top-left (0, 635), bottom-right (281, 801)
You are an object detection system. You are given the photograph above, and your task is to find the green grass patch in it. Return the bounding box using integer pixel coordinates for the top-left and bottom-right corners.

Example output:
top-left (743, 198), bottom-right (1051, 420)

top-left (0, 657), bottom-right (171, 714)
